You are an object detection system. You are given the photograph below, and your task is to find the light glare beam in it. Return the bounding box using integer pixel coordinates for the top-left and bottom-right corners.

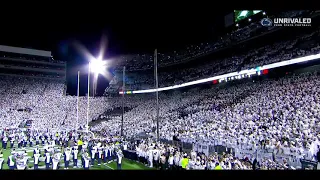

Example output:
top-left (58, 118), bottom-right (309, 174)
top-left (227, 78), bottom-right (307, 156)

top-left (73, 41), bottom-right (96, 64)
top-left (98, 35), bottom-right (108, 61)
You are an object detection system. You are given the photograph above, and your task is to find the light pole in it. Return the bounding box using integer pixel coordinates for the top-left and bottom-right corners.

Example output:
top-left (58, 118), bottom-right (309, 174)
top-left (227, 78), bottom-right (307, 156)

top-left (86, 62), bottom-right (91, 133)
top-left (85, 58), bottom-right (107, 133)
top-left (121, 66), bottom-right (125, 137)
top-left (154, 49), bottom-right (159, 142)
top-left (76, 71), bottom-right (80, 131)
top-left (85, 57), bottom-right (109, 133)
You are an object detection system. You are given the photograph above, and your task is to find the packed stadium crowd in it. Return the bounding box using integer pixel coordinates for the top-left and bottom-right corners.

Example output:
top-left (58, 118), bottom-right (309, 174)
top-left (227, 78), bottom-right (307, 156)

top-left (1, 126), bottom-right (316, 170)
top-left (1, 73), bottom-right (320, 170)
top-left (94, 71), bottom-right (320, 168)
top-left (0, 77), bottom-right (109, 130)
top-left (134, 138), bottom-right (300, 170)
top-left (1, 10), bottom-right (320, 170)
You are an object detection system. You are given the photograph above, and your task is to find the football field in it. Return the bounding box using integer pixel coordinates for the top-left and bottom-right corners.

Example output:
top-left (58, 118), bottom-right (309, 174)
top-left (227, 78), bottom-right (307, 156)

top-left (0, 143), bottom-right (153, 170)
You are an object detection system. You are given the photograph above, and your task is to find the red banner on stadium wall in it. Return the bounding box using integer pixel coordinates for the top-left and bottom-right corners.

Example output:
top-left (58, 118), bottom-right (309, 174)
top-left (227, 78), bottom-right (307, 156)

top-left (213, 80), bottom-right (218, 84)
top-left (262, 69), bottom-right (269, 75)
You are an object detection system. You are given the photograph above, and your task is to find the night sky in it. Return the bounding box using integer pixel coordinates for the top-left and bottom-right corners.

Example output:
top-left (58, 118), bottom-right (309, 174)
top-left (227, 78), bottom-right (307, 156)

top-left (0, 9), bottom-right (231, 96)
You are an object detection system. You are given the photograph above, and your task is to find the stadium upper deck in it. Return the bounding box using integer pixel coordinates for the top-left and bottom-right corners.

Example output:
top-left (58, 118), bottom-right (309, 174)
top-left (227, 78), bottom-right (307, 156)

top-left (111, 10), bottom-right (316, 72)
top-left (0, 45), bottom-right (66, 80)
top-left (106, 19), bottom-right (320, 94)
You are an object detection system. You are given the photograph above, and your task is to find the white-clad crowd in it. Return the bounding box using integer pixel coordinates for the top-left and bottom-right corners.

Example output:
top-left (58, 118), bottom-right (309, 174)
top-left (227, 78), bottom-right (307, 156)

top-left (1, 10), bottom-right (320, 170)
top-left (0, 77), bottom-right (110, 130)
top-left (134, 139), bottom-right (296, 170)
top-left (1, 65), bottom-right (320, 169)
top-left (95, 71), bottom-right (320, 169)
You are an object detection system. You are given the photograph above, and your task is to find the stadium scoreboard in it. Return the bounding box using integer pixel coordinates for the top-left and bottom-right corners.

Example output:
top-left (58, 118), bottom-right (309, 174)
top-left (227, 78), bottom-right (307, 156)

top-left (224, 10), bottom-right (262, 27)
top-left (234, 10), bottom-right (262, 23)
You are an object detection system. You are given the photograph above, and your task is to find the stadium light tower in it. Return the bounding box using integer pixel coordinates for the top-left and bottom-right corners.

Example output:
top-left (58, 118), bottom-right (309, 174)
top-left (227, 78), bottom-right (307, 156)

top-left (90, 57), bottom-right (107, 75)
top-left (86, 57), bottom-right (107, 133)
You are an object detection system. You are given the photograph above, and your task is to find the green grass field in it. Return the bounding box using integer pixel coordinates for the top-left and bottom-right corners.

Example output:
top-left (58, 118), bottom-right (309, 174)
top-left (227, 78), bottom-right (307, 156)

top-left (0, 142), bottom-right (153, 170)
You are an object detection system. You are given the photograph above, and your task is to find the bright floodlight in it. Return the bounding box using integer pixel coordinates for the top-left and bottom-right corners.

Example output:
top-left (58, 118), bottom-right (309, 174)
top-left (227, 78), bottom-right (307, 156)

top-left (90, 58), bottom-right (107, 74)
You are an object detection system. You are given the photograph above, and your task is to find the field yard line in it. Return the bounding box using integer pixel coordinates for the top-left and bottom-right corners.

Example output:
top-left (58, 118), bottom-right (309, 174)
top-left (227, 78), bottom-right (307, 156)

top-left (103, 163), bottom-right (114, 170)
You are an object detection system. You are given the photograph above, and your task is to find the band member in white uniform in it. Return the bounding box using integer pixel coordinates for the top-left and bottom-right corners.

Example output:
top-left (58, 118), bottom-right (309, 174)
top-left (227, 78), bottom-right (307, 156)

top-left (52, 152), bottom-right (61, 170)
top-left (16, 158), bottom-right (27, 170)
top-left (91, 145), bottom-right (97, 166)
top-left (45, 152), bottom-right (52, 169)
top-left (0, 152), bottom-right (4, 170)
top-left (117, 150), bottom-right (123, 170)
top-left (64, 148), bottom-right (71, 169)
top-left (7, 153), bottom-right (15, 170)
top-left (34, 153), bottom-right (41, 170)
top-left (83, 152), bottom-right (90, 170)
top-left (72, 146), bottom-right (79, 168)
top-left (97, 146), bottom-right (103, 166)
